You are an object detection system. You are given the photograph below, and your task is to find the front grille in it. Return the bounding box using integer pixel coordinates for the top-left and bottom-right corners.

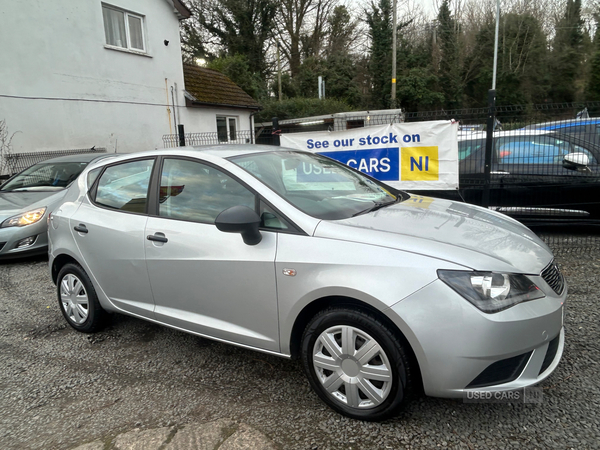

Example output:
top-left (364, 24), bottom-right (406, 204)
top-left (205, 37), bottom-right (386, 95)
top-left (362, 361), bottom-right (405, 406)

top-left (466, 351), bottom-right (532, 388)
top-left (541, 260), bottom-right (565, 295)
top-left (539, 334), bottom-right (560, 375)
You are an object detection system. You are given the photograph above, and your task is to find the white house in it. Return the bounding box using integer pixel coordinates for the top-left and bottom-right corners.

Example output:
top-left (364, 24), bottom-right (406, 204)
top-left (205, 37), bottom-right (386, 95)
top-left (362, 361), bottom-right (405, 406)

top-left (0, 0), bottom-right (260, 156)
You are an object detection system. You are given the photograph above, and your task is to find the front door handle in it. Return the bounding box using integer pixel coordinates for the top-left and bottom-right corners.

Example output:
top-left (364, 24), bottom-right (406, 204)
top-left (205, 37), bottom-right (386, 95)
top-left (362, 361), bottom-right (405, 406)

top-left (147, 233), bottom-right (168, 243)
top-left (74, 224), bottom-right (88, 234)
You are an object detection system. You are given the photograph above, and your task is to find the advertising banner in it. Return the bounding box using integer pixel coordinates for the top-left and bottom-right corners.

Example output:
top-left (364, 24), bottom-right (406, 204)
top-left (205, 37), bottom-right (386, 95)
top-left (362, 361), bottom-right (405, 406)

top-left (280, 120), bottom-right (458, 190)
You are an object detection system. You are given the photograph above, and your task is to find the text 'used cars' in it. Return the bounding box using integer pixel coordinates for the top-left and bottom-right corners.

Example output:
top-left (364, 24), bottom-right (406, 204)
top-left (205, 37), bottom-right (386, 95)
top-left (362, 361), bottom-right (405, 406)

top-left (48, 145), bottom-right (566, 421)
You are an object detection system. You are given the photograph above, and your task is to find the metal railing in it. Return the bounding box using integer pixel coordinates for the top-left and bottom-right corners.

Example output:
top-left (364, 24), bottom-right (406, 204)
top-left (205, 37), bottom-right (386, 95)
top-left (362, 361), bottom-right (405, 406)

top-left (163, 130), bottom-right (254, 148)
top-left (160, 102), bottom-right (600, 250)
top-left (1, 147), bottom-right (107, 177)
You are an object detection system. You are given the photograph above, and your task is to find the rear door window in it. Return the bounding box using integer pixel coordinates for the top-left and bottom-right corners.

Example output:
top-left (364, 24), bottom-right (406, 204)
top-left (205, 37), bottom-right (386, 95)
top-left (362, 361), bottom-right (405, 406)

top-left (93, 159), bottom-right (154, 213)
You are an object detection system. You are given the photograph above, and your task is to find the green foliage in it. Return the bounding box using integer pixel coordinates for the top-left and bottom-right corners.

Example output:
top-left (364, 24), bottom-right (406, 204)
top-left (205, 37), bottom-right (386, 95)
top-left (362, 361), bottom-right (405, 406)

top-left (270, 55), bottom-right (361, 107)
top-left (365, 0), bottom-right (393, 109)
top-left (465, 12), bottom-right (549, 107)
top-left (206, 54), bottom-right (266, 100)
top-left (255, 98), bottom-right (354, 122)
top-left (325, 5), bottom-right (357, 58)
top-left (586, 27), bottom-right (600, 100)
top-left (436, 0), bottom-right (462, 109)
top-left (185, 0), bottom-right (600, 113)
top-left (397, 68), bottom-right (444, 111)
top-left (549, 0), bottom-right (586, 102)
top-left (294, 57), bottom-right (328, 98)
top-left (324, 55), bottom-right (362, 107)
top-left (185, 0), bottom-right (277, 77)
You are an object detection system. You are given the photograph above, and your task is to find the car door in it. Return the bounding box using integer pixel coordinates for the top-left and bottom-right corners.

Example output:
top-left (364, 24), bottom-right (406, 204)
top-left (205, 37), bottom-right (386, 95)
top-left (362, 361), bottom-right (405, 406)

top-left (69, 158), bottom-right (156, 317)
top-left (144, 157), bottom-right (280, 352)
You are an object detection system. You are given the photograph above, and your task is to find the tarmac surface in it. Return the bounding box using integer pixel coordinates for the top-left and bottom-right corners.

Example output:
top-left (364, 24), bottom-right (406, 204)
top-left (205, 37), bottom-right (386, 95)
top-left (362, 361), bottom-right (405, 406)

top-left (1, 242), bottom-right (599, 449)
top-left (71, 418), bottom-right (276, 449)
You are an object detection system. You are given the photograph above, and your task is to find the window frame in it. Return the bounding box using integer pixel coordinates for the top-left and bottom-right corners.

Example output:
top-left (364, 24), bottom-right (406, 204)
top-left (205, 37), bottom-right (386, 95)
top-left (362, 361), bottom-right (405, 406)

top-left (101, 3), bottom-right (147, 54)
top-left (216, 116), bottom-right (240, 142)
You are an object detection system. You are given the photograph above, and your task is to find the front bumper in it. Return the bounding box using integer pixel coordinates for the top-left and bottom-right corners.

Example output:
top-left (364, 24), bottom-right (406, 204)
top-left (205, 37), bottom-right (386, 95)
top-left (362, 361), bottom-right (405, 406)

top-left (389, 276), bottom-right (566, 398)
top-left (0, 223), bottom-right (48, 259)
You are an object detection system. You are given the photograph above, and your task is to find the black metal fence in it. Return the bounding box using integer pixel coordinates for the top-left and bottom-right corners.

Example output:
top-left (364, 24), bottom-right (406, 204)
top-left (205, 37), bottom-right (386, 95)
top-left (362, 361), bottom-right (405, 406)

top-left (161, 103), bottom-right (600, 249)
top-left (1, 147), bottom-right (107, 178)
top-left (162, 130), bottom-right (254, 148)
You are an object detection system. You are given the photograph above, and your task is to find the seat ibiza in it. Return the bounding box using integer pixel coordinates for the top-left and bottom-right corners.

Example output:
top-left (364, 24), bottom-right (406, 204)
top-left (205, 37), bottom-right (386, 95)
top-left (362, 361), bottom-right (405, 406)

top-left (48, 146), bottom-right (566, 421)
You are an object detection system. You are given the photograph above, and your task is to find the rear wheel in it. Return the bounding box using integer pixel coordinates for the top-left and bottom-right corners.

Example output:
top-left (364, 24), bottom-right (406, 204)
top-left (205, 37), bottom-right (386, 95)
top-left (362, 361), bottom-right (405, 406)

top-left (301, 307), bottom-right (413, 421)
top-left (57, 263), bottom-right (107, 333)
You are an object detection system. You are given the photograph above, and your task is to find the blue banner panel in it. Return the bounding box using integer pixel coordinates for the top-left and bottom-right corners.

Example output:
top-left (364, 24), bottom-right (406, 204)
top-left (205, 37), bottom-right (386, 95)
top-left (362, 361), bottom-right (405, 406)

top-left (319, 148), bottom-right (400, 181)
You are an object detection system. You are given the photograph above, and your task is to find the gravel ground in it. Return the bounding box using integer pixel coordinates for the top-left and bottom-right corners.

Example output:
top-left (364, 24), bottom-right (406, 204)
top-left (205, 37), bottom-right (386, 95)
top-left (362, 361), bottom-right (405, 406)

top-left (0, 243), bottom-right (598, 450)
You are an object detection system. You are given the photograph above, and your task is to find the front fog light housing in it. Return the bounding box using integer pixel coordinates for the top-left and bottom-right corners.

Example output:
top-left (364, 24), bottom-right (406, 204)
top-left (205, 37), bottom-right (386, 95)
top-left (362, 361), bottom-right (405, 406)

top-left (438, 270), bottom-right (545, 313)
top-left (16, 236), bottom-right (37, 248)
top-left (1, 207), bottom-right (47, 228)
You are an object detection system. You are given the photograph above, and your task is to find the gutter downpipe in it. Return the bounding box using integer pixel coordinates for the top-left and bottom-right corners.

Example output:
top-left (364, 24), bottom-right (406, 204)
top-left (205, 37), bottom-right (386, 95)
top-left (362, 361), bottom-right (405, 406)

top-left (249, 110), bottom-right (259, 144)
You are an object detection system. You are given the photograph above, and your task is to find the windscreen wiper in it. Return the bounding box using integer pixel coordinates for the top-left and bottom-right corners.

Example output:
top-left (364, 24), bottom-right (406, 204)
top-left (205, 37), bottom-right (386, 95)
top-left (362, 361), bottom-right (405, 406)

top-left (352, 198), bottom-right (399, 216)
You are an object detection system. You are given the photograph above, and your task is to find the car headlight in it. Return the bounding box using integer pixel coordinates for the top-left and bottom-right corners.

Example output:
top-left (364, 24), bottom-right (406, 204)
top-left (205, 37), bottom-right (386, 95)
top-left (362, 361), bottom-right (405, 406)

top-left (438, 270), bottom-right (545, 313)
top-left (0, 207), bottom-right (47, 228)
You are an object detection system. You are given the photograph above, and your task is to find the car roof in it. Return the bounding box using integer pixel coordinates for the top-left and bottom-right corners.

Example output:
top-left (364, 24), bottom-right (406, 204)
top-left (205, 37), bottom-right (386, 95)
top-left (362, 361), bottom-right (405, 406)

top-left (458, 129), bottom-right (553, 141)
top-left (80, 145), bottom-right (294, 168)
top-left (189, 144), bottom-right (285, 158)
top-left (33, 152), bottom-right (114, 164)
top-left (523, 118), bottom-right (600, 130)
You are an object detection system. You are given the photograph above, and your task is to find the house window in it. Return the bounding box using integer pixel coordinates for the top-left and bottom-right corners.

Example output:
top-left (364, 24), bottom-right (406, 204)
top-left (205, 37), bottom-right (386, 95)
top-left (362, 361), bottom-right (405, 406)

top-left (216, 116), bottom-right (238, 142)
top-left (102, 4), bottom-right (145, 52)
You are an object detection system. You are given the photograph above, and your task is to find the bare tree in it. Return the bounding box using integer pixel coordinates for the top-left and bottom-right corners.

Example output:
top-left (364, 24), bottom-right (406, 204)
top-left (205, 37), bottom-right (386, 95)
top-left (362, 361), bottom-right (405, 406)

top-left (274, 0), bottom-right (338, 76)
top-left (0, 120), bottom-right (18, 177)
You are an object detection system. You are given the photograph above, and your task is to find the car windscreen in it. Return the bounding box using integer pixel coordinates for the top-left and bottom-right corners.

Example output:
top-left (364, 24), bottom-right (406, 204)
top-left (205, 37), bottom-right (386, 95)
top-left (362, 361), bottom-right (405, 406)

top-left (0, 162), bottom-right (88, 192)
top-left (229, 151), bottom-right (402, 220)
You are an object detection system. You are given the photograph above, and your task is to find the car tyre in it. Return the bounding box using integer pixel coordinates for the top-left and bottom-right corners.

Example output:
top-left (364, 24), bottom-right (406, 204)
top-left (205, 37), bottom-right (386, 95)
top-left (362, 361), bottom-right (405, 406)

top-left (57, 263), bottom-right (107, 333)
top-left (301, 307), bottom-right (412, 421)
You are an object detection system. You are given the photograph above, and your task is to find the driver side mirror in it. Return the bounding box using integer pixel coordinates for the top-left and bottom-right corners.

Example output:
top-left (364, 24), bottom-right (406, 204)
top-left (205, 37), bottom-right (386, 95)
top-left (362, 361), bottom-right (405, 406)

top-left (215, 205), bottom-right (262, 246)
top-left (563, 152), bottom-right (590, 172)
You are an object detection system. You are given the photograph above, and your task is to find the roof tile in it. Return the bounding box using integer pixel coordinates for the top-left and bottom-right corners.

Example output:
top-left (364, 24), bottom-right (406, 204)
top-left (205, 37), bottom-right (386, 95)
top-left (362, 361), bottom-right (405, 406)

top-left (183, 64), bottom-right (260, 109)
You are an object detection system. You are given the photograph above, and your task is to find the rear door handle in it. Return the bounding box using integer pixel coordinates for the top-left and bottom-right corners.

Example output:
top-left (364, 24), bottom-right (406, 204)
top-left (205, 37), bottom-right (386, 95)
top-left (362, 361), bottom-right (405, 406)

top-left (147, 233), bottom-right (168, 243)
top-left (74, 224), bottom-right (88, 234)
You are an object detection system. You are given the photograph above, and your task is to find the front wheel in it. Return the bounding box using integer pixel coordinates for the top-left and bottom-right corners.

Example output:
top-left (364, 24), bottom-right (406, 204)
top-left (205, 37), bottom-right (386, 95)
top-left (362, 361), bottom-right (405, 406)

top-left (301, 307), bottom-right (413, 421)
top-left (57, 263), bottom-right (107, 333)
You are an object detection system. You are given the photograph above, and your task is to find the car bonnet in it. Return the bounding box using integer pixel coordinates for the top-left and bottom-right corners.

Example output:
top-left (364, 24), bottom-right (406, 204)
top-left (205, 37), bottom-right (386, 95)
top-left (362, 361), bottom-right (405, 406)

top-left (0, 191), bottom-right (59, 222)
top-left (313, 195), bottom-right (553, 274)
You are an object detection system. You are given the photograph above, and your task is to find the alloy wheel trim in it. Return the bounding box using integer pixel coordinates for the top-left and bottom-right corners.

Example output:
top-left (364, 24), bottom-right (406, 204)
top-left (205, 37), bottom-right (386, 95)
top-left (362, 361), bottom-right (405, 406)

top-left (60, 273), bottom-right (89, 325)
top-left (312, 325), bottom-right (393, 409)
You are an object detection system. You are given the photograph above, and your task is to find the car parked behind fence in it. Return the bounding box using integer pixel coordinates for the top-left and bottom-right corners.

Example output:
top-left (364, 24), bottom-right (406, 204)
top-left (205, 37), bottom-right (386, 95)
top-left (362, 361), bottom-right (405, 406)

top-left (414, 129), bottom-right (600, 226)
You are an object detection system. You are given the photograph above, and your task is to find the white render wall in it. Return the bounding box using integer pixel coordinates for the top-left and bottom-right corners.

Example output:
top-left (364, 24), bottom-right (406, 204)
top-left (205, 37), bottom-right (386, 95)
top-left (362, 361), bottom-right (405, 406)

top-left (0, 0), bottom-right (254, 154)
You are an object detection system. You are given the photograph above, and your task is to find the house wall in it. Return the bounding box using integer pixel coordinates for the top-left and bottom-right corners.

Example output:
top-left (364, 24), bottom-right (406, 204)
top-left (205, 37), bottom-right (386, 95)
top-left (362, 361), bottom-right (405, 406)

top-left (0, 0), bottom-right (254, 154)
top-left (183, 107), bottom-right (256, 141)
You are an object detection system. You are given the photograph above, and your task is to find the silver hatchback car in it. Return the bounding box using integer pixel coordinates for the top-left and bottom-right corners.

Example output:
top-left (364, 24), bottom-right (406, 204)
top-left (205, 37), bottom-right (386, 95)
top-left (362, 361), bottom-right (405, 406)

top-left (48, 146), bottom-right (566, 421)
top-left (0, 153), bottom-right (115, 259)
